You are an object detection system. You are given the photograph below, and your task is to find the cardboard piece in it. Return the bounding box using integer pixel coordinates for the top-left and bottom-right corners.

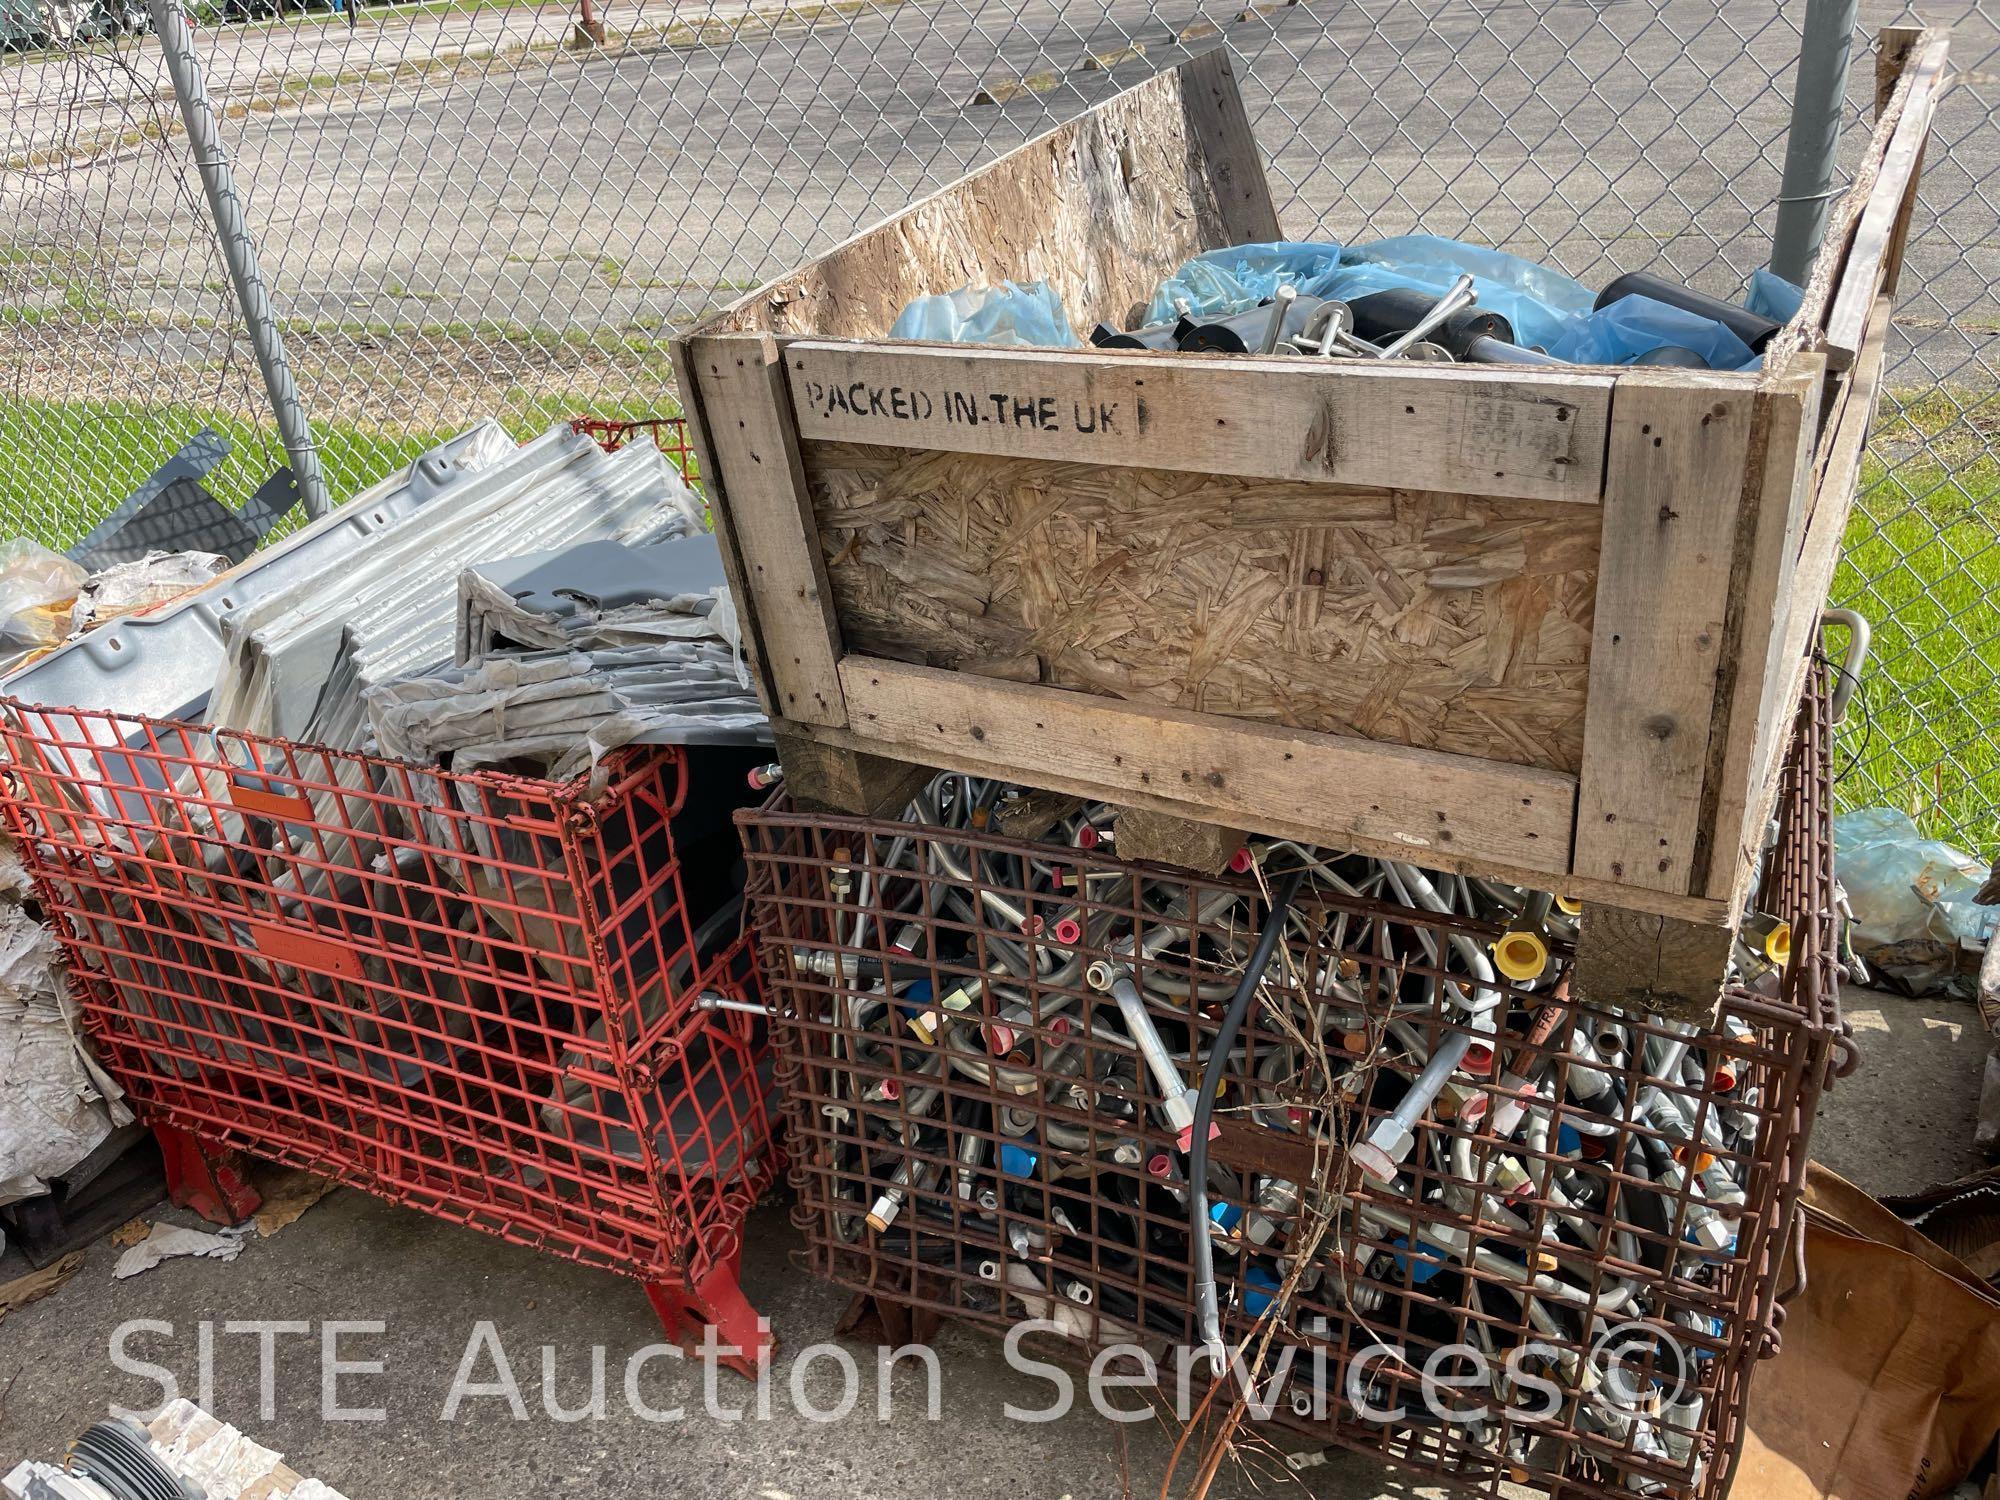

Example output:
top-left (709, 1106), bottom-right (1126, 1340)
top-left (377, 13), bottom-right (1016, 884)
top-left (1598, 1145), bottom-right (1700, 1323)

top-left (1739, 1164), bottom-right (2000, 1499)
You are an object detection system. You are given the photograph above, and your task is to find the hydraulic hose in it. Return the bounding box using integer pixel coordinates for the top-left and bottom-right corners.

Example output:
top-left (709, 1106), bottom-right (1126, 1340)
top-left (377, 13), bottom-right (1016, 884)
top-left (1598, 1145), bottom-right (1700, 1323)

top-left (1191, 868), bottom-right (1306, 1374)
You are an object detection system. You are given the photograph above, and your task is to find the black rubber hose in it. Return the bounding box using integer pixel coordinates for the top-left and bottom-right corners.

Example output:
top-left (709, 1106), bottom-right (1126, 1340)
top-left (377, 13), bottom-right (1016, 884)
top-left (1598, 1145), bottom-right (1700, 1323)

top-left (1189, 868), bottom-right (1305, 1368)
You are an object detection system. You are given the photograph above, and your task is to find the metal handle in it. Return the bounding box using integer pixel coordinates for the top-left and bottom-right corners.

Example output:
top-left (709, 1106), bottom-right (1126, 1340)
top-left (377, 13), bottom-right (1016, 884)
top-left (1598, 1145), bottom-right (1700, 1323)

top-left (1821, 608), bottom-right (1871, 724)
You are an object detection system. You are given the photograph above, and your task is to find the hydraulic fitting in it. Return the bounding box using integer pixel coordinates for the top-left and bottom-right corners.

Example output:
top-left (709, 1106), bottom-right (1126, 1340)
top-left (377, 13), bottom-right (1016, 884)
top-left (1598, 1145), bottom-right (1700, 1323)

top-left (906, 981), bottom-right (977, 1042)
top-left (1099, 963), bottom-right (1206, 1147)
top-left (1353, 1029), bottom-right (1475, 1184)
top-left (1491, 891), bottom-right (1554, 983)
top-left (1741, 910), bottom-right (1791, 969)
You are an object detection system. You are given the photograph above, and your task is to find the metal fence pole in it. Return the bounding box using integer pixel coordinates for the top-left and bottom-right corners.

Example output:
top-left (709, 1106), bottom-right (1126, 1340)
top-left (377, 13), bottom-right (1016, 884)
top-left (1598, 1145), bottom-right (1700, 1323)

top-left (146, 0), bottom-right (331, 520)
top-left (1772, 0), bottom-right (1860, 283)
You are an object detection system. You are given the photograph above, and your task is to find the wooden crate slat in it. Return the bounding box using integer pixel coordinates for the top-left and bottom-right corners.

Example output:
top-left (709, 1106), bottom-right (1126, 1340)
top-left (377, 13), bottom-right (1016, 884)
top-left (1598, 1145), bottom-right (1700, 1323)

top-left (1700, 361), bottom-right (1825, 902)
top-left (835, 655), bottom-right (1576, 877)
top-left (784, 340), bottom-right (1616, 506)
top-left (1822, 31), bottom-right (1951, 368)
top-left (1572, 375), bottom-right (1757, 895)
top-left (684, 332), bottom-right (849, 727)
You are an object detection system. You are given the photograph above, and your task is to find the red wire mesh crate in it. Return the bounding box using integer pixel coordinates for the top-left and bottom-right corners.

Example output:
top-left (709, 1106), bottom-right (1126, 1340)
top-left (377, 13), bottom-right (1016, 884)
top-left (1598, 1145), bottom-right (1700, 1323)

top-left (737, 673), bottom-right (1845, 1497)
top-left (0, 411), bottom-right (780, 1364)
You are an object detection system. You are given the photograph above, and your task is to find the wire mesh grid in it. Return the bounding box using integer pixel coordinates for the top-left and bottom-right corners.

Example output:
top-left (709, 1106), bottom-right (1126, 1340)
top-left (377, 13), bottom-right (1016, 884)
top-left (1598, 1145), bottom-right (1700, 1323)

top-left (0, 703), bottom-right (779, 1294)
top-left (0, 33), bottom-right (293, 548)
top-left (736, 672), bottom-right (1842, 1499)
top-left (3, 3), bottom-right (1994, 838)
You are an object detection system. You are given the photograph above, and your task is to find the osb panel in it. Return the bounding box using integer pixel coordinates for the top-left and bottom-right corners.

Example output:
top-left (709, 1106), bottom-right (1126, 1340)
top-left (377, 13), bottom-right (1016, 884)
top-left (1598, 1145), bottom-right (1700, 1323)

top-left (805, 442), bottom-right (1599, 774)
top-left (698, 53), bottom-right (1272, 342)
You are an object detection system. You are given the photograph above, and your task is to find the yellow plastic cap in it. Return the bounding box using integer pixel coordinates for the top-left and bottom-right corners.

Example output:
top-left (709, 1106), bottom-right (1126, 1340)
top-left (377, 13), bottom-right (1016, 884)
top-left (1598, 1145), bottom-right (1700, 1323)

top-left (1764, 920), bottom-right (1792, 967)
top-left (1492, 929), bottom-right (1549, 983)
top-left (1554, 894), bottom-right (1584, 916)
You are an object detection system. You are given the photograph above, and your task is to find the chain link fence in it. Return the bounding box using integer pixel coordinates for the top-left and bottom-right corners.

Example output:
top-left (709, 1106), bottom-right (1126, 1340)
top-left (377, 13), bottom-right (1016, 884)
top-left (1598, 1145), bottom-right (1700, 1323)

top-left (1, 0), bottom-right (1994, 849)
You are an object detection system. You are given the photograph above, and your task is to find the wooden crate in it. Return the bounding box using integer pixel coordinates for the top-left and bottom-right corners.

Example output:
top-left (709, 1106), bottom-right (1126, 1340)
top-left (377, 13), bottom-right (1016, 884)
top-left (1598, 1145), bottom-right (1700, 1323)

top-left (674, 35), bottom-right (1950, 1017)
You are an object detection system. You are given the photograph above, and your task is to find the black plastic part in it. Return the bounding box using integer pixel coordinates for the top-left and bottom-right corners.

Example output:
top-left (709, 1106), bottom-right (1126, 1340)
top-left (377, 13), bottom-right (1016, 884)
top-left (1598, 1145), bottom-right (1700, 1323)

top-left (1632, 344), bottom-right (1712, 368)
top-left (1595, 271), bottom-right (1782, 352)
top-left (1347, 289), bottom-right (1515, 355)
top-left (1091, 318), bottom-right (1189, 352)
top-left (1179, 295), bottom-right (1328, 354)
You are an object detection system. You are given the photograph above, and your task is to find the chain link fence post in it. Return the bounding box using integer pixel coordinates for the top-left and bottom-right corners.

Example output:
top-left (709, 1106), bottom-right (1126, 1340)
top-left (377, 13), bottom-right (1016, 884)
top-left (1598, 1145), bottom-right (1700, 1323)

top-left (1772, 0), bottom-right (1858, 283)
top-left (147, 0), bottom-right (328, 520)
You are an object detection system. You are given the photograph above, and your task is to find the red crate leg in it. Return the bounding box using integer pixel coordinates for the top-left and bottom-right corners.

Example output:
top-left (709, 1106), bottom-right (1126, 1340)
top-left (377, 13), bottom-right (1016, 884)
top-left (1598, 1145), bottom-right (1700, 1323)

top-left (644, 1247), bottom-right (770, 1379)
top-left (155, 1123), bottom-right (262, 1225)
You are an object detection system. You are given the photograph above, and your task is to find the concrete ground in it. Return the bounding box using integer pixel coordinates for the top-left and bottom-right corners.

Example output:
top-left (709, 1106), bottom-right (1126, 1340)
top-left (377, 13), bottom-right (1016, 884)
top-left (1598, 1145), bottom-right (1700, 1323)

top-left (1, 984), bottom-right (1989, 1498)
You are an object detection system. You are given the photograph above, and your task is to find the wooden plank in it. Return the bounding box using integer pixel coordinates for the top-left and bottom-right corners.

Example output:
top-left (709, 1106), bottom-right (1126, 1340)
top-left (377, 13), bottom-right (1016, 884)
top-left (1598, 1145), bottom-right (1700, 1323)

top-left (667, 336), bottom-right (778, 712)
top-left (779, 712), bottom-right (1734, 925)
top-left (1112, 806), bottom-right (1248, 875)
top-left (1721, 298), bottom-right (1895, 910)
top-left (785, 341), bottom-right (1617, 505)
top-left (1698, 362), bottom-right (1825, 902)
top-left (1873, 26), bottom-right (1930, 305)
top-left (834, 655), bottom-right (1576, 877)
top-left (682, 332), bottom-right (848, 726)
top-left (694, 55), bottom-right (1267, 343)
top-left (1573, 374), bottom-right (1757, 895)
top-left (1571, 906), bottom-right (1733, 1023)
top-left (1178, 48), bottom-right (1284, 244)
top-left (1823, 32), bottom-right (1949, 368)
top-left (772, 726), bottom-right (934, 817)
top-left (1875, 26), bottom-right (1924, 112)
top-left (1769, 28), bottom-right (1946, 371)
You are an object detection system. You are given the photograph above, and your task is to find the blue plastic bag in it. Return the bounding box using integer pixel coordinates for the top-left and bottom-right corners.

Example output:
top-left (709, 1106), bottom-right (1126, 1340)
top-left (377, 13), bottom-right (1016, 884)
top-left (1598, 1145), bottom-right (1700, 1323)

top-left (1142, 241), bottom-right (1346, 324)
top-left (889, 280), bottom-right (1080, 347)
top-left (1745, 267), bottom-right (1805, 323)
top-left (1547, 294), bottom-right (1756, 370)
top-left (1329, 236), bottom-right (1596, 351)
top-left (1834, 807), bottom-right (1995, 951)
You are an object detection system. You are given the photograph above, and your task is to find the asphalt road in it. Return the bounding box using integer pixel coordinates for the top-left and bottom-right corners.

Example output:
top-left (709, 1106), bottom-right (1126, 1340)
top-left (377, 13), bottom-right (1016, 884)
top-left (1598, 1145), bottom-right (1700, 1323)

top-left (10, 4), bottom-right (1997, 316)
top-left (3, 1), bottom-right (1996, 424)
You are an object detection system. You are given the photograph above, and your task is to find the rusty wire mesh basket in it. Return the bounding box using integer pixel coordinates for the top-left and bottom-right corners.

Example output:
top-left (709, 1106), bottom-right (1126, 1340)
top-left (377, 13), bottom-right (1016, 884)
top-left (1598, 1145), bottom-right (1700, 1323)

top-left (738, 670), bottom-right (1846, 1498)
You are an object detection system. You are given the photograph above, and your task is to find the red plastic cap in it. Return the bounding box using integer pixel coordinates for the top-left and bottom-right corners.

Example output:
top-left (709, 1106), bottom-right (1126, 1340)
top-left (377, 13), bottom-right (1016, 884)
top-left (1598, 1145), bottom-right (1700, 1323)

top-left (1228, 847), bottom-right (1254, 874)
top-left (1052, 917), bottom-right (1083, 946)
top-left (1464, 1041), bottom-right (1495, 1075)
top-left (1076, 825), bottom-right (1101, 849)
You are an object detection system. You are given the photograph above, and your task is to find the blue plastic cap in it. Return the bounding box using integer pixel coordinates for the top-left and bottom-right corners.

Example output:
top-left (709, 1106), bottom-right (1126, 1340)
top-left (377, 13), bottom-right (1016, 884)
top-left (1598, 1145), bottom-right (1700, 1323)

top-left (1242, 1263), bottom-right (1281, 1317)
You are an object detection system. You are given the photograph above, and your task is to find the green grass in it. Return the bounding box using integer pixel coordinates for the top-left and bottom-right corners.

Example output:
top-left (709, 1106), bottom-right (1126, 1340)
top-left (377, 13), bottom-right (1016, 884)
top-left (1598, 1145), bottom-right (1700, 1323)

top-left (0, 387), bottom-right (681, 550)
top-left (1830, 445), bottom-right (2000, 843)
